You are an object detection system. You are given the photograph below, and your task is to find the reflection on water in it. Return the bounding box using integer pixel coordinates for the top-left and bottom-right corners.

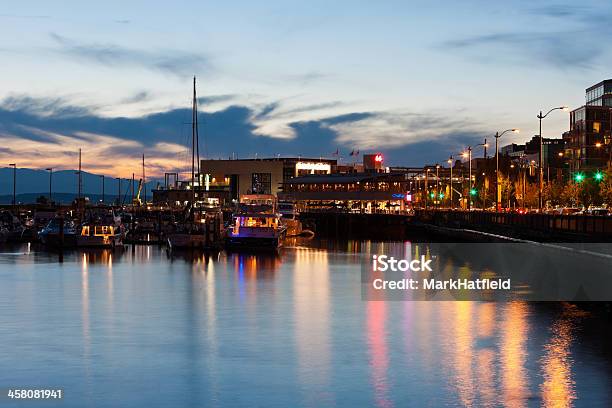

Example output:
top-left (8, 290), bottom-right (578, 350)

top-left (540, 304), bottom-right (588, 408)
top-left (368, 301), bottom-right (392, 408)
top-left (0, 242), bottom-right (611, 408)
top-left (501, 302), bottom-right (529, 408)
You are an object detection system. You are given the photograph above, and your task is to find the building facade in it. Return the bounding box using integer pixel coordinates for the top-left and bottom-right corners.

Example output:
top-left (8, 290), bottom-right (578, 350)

top-left (199, 157), bottom-right (337, 200)
top-left (279, 173), bottom-right (411, 213)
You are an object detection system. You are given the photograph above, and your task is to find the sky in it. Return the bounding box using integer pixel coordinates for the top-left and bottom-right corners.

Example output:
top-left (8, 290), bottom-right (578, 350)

top-left (1, 0), bottom-right (611, 178)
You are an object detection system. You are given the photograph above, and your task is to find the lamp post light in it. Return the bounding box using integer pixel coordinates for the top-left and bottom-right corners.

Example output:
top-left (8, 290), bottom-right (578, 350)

top-left (424, 168), bottom-right (431, 209)
top-left (537, 106), bottom-right (568, 211)
top-left (100, 175), bottom-right (105, 204)
top-left (462, 149), bottom-right (472, 210)
top-left (448, 156), bottom-right (453, 208)
top-left (495, 129), bottom-right (520, 211)
top-left (8, 163), bottom-right (16, 207)
top-left (116, 177), bottom-right (121, 207)
top-left (435, 164), bottom-right (440, 208)
top-left (46, 168), bottom-right (53, 202)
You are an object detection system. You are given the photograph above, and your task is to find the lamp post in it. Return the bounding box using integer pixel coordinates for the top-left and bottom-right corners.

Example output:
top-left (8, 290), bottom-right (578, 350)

top-left (424, 168), bottom-right (431, 209)
top-left (46, 168), bottom-right (53, 202)
top-left (495, 129), bottom-right (520, 211)
top-left (448, 156), bottom-right (453, 208)
top-left (435, 164), bottom-right (440, 208)
top-left (116, 177), bottom-right (121, 207)
top-left (537, 106), bottom-right (568, 211)
top-left (100, 175), bottom-right (105, 204)
top-left (8, 163), bottom-right (16, 207)
top-left (462, 148), bottom-right (472, 210)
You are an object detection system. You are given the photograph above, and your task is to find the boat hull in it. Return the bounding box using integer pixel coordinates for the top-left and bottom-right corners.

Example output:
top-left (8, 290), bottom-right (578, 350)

top-left (167, 233), bottom-right (210, 249)
top-left (39, 233), bottom-right (78, 248)
top-left (76, 234), bottom-right (122, 248)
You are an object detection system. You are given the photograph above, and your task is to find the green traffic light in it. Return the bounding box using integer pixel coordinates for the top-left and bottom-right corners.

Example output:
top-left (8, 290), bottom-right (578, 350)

top-left (574, 173), bottom-right (584, 183)
top-left (429, 192), bottom-right (435, 198)
top-left (438, 193), bottom-right (444, 199)
top-left (470, 188), bottom-right (477, 196)
top-left (594, 171), bottom-right (604, 181)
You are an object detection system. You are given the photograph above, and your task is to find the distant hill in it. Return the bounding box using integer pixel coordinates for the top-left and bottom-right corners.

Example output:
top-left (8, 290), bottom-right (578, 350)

top-left (0, 167), bottom-right (160, 204)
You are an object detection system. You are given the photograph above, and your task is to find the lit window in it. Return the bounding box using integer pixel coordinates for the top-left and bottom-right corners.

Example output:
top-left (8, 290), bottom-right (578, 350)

top-left (593, 122), bottom-right (601, 133)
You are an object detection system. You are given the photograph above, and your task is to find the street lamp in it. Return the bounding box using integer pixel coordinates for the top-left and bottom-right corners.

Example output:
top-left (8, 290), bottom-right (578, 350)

top-left (8, 163), bottom-right (16, 207)
top-left (461, 142), bottom-right (487, 210)
top-left (537, 106), bottom-right (569, 211)
top-left (116, 177), bottom-right (121, 207)
top-left (100, 175), bottom-right (105, 204)
top-left (447, 157), bottom-right (453, 208)
top-left (46, 168), bottom-right (53, 202)
top-left (494, 129), bottom-right (520, 211)
top-left (435, 164), bottom-right (440, 208)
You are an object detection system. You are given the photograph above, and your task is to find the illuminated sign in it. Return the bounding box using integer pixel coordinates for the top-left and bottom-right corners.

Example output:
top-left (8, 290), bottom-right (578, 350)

top-left (296, 162), bottom-right (332, 174)
top-left (374, 154), bottom-right (383, 163)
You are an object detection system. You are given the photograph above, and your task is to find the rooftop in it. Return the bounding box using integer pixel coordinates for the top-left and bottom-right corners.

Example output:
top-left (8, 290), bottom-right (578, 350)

top-left (284, 172), bottom-right (403, 184)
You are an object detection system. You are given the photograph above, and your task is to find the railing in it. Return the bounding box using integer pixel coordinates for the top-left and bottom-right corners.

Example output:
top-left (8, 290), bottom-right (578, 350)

top-left (414, 210), bottom-right (612, 235)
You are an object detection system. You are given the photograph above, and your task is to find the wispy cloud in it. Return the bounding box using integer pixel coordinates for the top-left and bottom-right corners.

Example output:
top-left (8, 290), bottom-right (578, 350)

top-left (440, 3), bottom-right (612, 70)
top-left (49, 33), bottom-right (211, 77)
top-left (120, 91), bottom-right (152, 105)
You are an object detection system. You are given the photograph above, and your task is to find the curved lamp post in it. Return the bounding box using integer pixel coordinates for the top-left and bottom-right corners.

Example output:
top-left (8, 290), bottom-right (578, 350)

top-left (537, 106), bottom-right (568, 211)
top-left (495, 129), bottom-right (520, 211)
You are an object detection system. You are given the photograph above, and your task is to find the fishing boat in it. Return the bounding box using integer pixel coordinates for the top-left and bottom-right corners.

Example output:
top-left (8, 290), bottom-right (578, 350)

top-left (39, 217), bottom-right (78, 247)
top-left (74, 208), bottom-right (125, 248)
top-left (76, 223), bottom-right (123, 248)
top-left (225, 195), bottom-right (287, 249)
top-left (166, 77), bottom-right (224, 250)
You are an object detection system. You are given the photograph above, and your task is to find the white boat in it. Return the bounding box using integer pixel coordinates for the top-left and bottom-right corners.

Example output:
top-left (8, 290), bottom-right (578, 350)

top-left (225, 195), bottom-right (287, 249)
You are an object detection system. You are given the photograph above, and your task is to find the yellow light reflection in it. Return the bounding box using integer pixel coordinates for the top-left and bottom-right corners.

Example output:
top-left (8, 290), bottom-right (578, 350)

top-left (294, 249), bottom-right (332, 406)
top-left (501, 302), bottom-right (529, 408)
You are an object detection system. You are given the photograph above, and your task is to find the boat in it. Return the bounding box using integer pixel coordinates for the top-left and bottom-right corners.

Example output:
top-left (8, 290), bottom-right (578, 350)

top-left (39, 217), bottom-right (78, 247)
top-left (76, 223), bottom-right (123, 248)
top-left (0, 210), bottom-right (25, 242)
top-left (167, 204), bottom-right (224, 249)
top-left (225, 194), bottom-right (287, 249)
top-left (166, 77), bottom-right (225, 250)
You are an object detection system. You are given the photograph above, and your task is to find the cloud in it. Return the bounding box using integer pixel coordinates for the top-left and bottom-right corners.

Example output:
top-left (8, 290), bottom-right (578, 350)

top-left (440, 3), bottom-right (612, 70)
top-left (120, 91), bottom-right (152, 104)
top-left (0, 14), bottom-right (50, 19)
top-left (49, 33), bottom-right (211, 77)
top-left (0, 94), bottom-right (488, 175)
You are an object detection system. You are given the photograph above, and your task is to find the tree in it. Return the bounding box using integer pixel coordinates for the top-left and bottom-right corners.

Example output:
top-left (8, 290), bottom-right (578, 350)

top-left (599, 170), bottom-right (612, 207)
top-left (544, 181), bottom-right (564, 207)
top-left (561, 183), bottom-right (582, 207)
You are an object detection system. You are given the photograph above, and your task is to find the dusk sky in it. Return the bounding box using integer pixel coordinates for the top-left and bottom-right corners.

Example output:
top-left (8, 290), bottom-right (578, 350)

top-left (1, 0), bottom-right (612, 178)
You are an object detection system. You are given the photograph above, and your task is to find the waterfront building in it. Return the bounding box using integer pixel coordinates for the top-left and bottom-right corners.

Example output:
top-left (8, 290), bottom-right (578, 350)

top-left (152, 157), bottom-right (336, 206)
top-left (279, 172), bottom-right (411, 213)
top-left (564, 80), bottom-right (612, 171)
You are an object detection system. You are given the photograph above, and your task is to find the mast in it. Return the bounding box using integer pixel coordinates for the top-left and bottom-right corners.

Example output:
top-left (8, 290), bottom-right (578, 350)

top-left (78, 148), bottom-right (82, 200)
top-left (191, 76), bottom-right (200, 206)
top-left (142, 153), bottom-right (146, 204)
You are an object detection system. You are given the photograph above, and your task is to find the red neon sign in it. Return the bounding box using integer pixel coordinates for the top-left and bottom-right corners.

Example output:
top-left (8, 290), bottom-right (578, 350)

top-left (374, 154), bottom-right (383, 163)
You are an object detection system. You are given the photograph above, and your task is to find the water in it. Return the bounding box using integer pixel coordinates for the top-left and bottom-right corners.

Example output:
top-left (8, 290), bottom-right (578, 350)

top-left (0, 242), bottom-right (611, 407)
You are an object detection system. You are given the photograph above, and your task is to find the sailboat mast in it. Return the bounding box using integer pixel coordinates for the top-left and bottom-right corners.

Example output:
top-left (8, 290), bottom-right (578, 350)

top-left (142, 153), bottom-right (146, 204)
top-left (191, 77), bottom-right (196, 199)
top-left (78, 148), bottom-right (82, 200)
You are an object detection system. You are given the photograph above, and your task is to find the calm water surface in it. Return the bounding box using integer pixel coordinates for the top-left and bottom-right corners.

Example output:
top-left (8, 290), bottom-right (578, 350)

top-left (0, 241), bottom-right (611, 407)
